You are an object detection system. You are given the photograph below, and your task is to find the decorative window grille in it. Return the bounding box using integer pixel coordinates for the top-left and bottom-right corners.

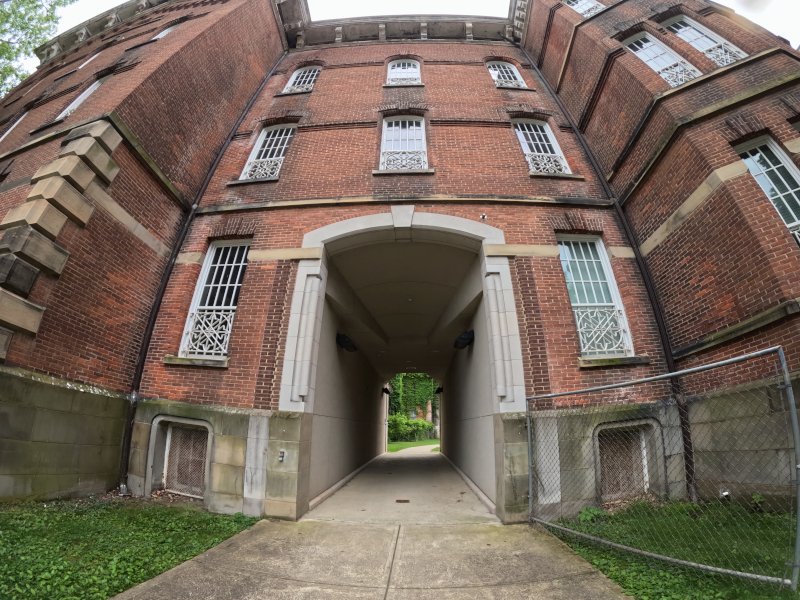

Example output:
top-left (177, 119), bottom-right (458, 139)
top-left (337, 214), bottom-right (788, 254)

top-left (0, 112), bottom-right (27, 145)
top-left (164, 424), bottom-right (208, 498)
top-left (379, 117), bottom-right (428, 171)
top-left (665, 17), bottom-right (746, 67)
top-left (56, 78), bottom-right (104, 120)
top-left (240, 125), bottom-right (296, 180)
top-left (386, 59), bottom-right (422, 85)
top-left (739, 139), bottom-right (800, 248)
top-left (514, 120), bottom-right (571, 174)
top-left (486, 61), bottom-right (527, 88)
top-left (78, 52), bottom-right (101, 70)
top-left (152, 25), bottom-right (177, 40)
top-left (558, 238), bottom-right (633, 357)
top-left (180, 242), bottom-right (250, 358)
top-left (563, 0), bottom-right (604, 18)
top-left (283, 66), bottom-right (321, 93)
top-left (625, 34), bottom-right (700, 88)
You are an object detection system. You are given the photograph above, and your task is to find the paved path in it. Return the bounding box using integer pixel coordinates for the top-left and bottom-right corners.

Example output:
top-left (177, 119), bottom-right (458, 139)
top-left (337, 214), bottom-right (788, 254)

top-left (116, 448), bottom-right (627, 599)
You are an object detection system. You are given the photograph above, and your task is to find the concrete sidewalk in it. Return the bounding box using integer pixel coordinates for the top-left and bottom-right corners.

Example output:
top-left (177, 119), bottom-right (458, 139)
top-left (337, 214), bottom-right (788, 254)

top-left (116, 448), bottom-right (627, 599)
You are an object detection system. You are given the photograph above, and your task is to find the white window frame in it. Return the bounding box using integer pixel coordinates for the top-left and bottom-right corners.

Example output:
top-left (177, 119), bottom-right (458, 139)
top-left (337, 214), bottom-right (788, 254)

top-left (283, 66), bottom-right (321, 94)
top-left (513, 119), bottom-right (571, 175)
top-left (624, 33), bottom-right (701, 88)
top-left (558, 236), bottom-right (634, 358)
top-left (663, 16), bottom-right (747, 68)
top-left (386, 59), bottom-right (422, 85)
top-left (563, 0), bottom-right (604, 18)
top-left (486, 61), bottom-right (527, 89)
top-left (179, 240), bottom-right (251, 359)
top-left (0, 111), bottom-right (27, 145)
top-left (240, 124), bottom-right (297, 180)
top-left (56, 78), bottom-right (104, 120)
top-left (379, 116), bottom-right (429, 171)
top-left (78, 51), bottom-right (102, 70)
top-left (737, 136), bottom-right (800, 246)
top-left (151, 25), bottom-right (177, 40)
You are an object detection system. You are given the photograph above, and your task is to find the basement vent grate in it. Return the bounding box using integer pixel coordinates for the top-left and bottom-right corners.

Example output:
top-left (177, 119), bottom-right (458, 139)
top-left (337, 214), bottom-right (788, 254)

top-left (598, 427), bottom-right (649, 502)
top-left (165, 424), bottom-right (208, 498)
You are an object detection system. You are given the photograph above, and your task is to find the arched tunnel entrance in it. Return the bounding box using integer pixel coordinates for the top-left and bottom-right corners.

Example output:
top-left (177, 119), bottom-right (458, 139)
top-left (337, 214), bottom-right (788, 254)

top-left (278, 208), bottom-right (530, 522)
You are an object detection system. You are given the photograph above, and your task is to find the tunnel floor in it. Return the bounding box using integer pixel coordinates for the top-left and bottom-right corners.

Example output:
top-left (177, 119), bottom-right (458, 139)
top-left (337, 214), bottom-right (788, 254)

top-left (303, 445), bottom-right (499, 524)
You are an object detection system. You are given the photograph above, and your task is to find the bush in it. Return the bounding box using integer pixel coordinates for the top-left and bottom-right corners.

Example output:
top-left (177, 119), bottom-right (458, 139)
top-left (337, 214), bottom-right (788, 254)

top-left (388, 413), bottom-right (434, 441)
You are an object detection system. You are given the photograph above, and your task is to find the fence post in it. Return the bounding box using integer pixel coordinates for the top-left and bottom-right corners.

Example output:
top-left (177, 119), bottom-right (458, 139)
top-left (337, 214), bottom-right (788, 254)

top-left (526, 411), bottom-right (534, 519)
top-left (777, 347), bottom-right (800, 591)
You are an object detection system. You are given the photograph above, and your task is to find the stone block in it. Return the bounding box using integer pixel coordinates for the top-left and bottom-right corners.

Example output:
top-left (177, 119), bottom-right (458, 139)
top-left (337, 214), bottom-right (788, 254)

top-left (0, 289), bottom-right (45, 334)
top-left (63, 120), bottom-right (123, 154)
top-left (0, 474), bottom-right (33, 497)
top-left (31, 156), bottom-right (96, 192)
top-left (269, 412), bottom-right (305, 442)
top-left (1, 199), bottom-right (68, 240)
top-left (266, 470), bottom-right (299, 501)
top-left (0, 254), bottom-right (39, 297)
top-left (61, 138), bottom-right (120, 185)
top-left (0, 327), bottom-right (11, 360)
top-left (207, 492), bottom-right (244, 515)
top-left (33, 442), bottom-right (79, 474)
top-left (213, 435), bottom-right (246, 467)
top-left (267, 440), bottom-right (300, 472)
top-left (71, 390), bottom-right (128, 418)
top-left (0, 439), bottom-right (36, 474)
top-left (31, 473), bottom-right (80, 498)
top-left (30, 410), bottom-right (83, 444)
top-left (130, 422), bottom-right (151, 454)
top-left (0, 225), bottom-right (69, 275)
top-left (264, 498), bottom-right (299, 520)
top-left (209, 462), bottom-right (244, 496)
top-left (77, 444), bottom-right (121, 475)
top-left (27, 177), bottom-right (94, 225)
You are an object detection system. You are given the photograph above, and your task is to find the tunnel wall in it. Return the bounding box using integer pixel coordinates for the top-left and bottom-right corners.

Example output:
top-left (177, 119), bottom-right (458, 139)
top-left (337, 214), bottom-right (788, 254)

top-left (308, 299), bottom-right (385, 500)
top-left (443, 296), bottom-right (497, 503)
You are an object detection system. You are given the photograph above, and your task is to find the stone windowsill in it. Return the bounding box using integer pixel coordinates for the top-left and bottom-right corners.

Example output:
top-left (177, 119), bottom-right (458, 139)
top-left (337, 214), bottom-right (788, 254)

top-left (125, 38), bottom-right (158, 52)
top-left (578, 355), bottom-right (650, 369)
top-left (496, 85), bottom-right (535, 92)
top-left (529, 171), bottom-right (585, 180)
top-left (163, 355), bottom-right (229, 368)
top-left (275, 89), bottom-right (312, 97)
top-left (29, 118), bottom-right (66, 136)
top-left (383, 83), bottom-right (425, 88)
top-left (227, 177), bottom-right (279, 187)
top-left (372, 168), bottom-right (435, 176)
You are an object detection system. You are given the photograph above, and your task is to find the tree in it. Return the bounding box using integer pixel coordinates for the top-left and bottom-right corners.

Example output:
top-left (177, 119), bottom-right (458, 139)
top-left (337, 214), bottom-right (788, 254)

top-left (388, 372), bottom-right (439, 418)
top-left (0, 0), bottom-right (77, 96)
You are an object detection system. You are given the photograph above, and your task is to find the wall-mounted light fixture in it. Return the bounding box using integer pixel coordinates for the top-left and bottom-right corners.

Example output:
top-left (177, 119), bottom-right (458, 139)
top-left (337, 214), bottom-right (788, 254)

top-left (453, 330), bottom-right (474, 349)
top-left (382, 387), bottom-right (391, 395)
top-left (435, 386), bottom-right (443, 394)
top-left (336, 333), bottom-right (358, 352)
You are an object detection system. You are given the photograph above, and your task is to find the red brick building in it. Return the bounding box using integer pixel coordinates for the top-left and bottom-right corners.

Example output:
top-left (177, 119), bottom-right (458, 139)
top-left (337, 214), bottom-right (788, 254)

top-left (0, 0), bottom-right (797, 522)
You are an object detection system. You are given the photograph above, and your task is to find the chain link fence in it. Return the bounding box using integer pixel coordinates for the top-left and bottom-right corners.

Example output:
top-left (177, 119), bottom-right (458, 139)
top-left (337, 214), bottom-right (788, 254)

top-left (526, 346), bottom-right (800, 590)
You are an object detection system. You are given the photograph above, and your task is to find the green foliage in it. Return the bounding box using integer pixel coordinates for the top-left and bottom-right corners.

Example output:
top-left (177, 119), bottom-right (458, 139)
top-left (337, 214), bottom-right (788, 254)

top-left (0, 0), bottom-right (76, 95)
top-left (0, 498), bottom-right (258, 599)
top-left (751, 493), bottom-right (765, 513)
top-left (387, 413), bottom-right (435, 441)
top-left (577, 505), bottom-right (607, 524)
top-left (387, 439), bottom-right (439, 452)
top-left (388, 372), bottom-right (438, 416)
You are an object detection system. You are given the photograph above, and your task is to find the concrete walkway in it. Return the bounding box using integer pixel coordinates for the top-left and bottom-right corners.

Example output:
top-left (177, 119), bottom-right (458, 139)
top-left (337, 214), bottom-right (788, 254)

top-left (116, 448), bottom-right (627, 599)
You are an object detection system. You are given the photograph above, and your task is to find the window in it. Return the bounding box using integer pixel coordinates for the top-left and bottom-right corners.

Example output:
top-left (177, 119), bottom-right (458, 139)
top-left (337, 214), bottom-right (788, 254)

top-left (563, 0), bottom-right (604, 18)
top-left (164, 424), bottom-right (208, 498)
top-left (379, 116), bottom-right (428, 171)
top-left (283, 66), bottom-right (321, 93)
top-left (665, 16), bottom-right (746, 67)
top-left (386, 59), bottom-right (422, 85)
top-left (738, 139), bottom-right (800, 246)
top-left (78, 52), bottom-right (101, 70)
top-left (180, 241), bottom-right (250, 359)
top-left (486, 61), bottom-right (527, 89)
top-left (240, 125), bottom-right (296, 180)
top-left (0, 112), bottom-right (27, 145)
top-left (514, 120), bottom-right (570, 174)
top-left (151, 25), bottom-right (177, 40)
top-left (55, 78), bottom-right (104, 120)
top-left (625, 34), bottom-right (700, 88)
top-left (558, 238), bottom-right (633, 357)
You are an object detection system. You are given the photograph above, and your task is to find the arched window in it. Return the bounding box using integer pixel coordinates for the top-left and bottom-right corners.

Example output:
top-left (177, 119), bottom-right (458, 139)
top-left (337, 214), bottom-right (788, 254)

top-left (486, 61), bottom-right (526, 88)
top-left (240, 124), bottom-right (297, 180)
top-left (283, 66), bottom-right (321, 94)
top-left (379, 116), bottom-right (428, 171)
top-left (624, 33), bottom-right (700, 88)
top-left (513, 120), bottom-right (570, 174)
top-left (386, 59), bottom-right (422, 85)
top-left (664, 16), bottom-right (746, 67)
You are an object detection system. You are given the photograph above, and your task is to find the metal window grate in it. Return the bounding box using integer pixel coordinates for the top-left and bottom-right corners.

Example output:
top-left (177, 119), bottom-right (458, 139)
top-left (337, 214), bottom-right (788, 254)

top-left (515, 121), bottom-right (571, 174)
top-left (563, 0), bottom-right (604, 17)
top-left (558, 239), bottom-right (632, 356)
top-left (387, 60), bottom-right (422, 85)
top-left (380, 117), bottom-right (428, 170)
top-left (165, 425), bottom-right (208, 498)
top-left (487, 61), bottom-right (526, 88)
top-left (284, 66), bottom-right (320, 93)
top-left (241, 126), bottom-right (296, 180)
top-left (739, 143), bottom-right (800, 236)
top-left (181, 243), bottom-right (250, 358)
top-left (599, 427), bottom-right (649, 502)
top-left (626, 35), bottom-right (698, 87)
top-left (666, 18), bottom-right (746, 67)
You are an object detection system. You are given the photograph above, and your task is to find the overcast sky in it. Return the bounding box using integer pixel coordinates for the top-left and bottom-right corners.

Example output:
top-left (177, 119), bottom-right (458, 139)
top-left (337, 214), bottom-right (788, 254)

top-left (53, 0), bottom-right (799, 47)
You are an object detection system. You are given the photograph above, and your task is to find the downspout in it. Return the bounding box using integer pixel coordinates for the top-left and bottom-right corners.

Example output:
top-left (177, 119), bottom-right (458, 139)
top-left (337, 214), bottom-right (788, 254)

top-left (118, 51), bottom-right (288, 488)
top-left (518, 46), bottom-right (696, 499)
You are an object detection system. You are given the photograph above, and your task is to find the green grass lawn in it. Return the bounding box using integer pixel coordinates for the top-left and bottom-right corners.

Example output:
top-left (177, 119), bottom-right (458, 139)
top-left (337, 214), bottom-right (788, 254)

top-left (0, 497), bottom-right (258, 600)
top-left (387, 438), bottom-right (440, 452)
top-left (552, 500), bottom-right (798, 599)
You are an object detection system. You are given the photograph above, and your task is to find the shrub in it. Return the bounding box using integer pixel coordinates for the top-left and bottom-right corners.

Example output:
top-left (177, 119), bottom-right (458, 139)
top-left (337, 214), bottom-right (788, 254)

top-left (388, 413), bottom-right (434, 441)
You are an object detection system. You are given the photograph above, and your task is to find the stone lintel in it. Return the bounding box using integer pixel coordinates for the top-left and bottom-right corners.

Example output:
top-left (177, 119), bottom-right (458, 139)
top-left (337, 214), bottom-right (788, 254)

top-left (0, 225), bottom-right (69, 276)
top-left (0, 199), bottom-right (68, 240)
top-left (0, 288), bottom-right (45, 334)
top-left (26, 177), bottom-right (94, 225)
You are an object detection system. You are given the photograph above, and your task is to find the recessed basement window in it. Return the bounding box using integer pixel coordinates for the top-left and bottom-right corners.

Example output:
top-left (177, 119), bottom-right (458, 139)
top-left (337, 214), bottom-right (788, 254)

top-left (164, 424), bottom-right (209, 498)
